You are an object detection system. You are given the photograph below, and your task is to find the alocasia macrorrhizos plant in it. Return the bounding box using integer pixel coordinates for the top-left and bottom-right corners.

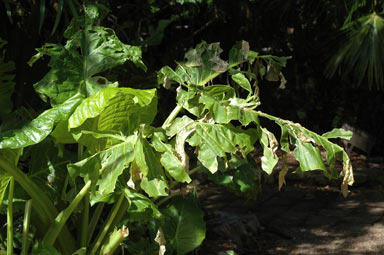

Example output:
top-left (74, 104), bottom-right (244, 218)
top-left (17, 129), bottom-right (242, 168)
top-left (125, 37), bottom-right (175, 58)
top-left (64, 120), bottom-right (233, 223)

top-left (0, 4), bottom-right (353, 255)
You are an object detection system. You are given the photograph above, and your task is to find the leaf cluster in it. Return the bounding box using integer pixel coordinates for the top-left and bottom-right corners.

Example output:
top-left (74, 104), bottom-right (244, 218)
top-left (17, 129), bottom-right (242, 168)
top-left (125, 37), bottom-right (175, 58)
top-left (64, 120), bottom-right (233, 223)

top-left (0, 4), bottom-right (354, 255)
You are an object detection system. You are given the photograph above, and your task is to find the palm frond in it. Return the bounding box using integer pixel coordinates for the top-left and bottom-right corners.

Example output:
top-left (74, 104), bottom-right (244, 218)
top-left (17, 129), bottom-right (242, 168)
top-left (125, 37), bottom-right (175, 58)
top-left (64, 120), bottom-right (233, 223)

top-left (325, 12), bottom-right (384, 90)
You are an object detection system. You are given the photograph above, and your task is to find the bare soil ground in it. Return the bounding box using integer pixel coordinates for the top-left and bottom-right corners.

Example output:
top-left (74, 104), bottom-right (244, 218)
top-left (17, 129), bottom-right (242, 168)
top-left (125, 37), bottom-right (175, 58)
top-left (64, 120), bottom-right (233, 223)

top-left (197, 152), bottom-right (384, 255)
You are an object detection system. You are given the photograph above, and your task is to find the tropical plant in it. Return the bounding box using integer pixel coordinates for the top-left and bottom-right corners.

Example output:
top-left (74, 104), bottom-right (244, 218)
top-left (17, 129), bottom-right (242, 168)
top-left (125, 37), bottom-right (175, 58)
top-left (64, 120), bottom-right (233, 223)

top-left (0, 4), bottom-right (354, 255)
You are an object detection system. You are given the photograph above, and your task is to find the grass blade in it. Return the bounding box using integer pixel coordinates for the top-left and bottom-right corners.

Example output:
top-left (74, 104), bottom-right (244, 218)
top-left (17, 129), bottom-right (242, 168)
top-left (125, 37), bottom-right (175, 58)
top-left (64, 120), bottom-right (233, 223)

top-left (38, 0), bottom-right (46, 34)
top-left (51, 0), bottom-right (64, 36)
top-left (21, 199), bottom-right (32, 255)
top-left (7, 177), bottom-right (14, 255)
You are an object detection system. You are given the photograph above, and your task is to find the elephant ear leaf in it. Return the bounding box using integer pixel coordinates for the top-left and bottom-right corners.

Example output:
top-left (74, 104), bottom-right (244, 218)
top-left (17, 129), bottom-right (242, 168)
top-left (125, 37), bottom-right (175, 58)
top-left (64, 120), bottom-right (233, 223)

top-left (0, 94), bottom-right (83, 149)
top-left (161, 196), bottom-right (206, 255)
top-left (29, 12), bottom-right (146, 106)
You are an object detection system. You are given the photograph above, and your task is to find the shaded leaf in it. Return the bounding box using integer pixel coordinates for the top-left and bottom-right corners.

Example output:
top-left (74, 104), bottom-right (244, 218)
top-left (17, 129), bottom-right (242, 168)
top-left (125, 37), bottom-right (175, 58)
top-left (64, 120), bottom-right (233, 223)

top-left (161, 196), bottom-right (206, 255)
top-left (124, 188), bottom-right (162, 221)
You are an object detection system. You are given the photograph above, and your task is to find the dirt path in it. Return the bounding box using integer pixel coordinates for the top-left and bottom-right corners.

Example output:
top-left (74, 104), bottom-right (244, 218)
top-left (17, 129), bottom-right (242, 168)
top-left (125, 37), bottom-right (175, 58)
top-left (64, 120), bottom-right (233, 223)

top-left (197, 154), bottom-right (384, 255)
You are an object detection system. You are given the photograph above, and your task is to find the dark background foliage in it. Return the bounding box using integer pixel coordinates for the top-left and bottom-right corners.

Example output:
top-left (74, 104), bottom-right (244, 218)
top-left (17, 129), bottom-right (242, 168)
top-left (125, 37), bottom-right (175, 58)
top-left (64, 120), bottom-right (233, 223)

top-left (1, 0), bottom-right (383, 155)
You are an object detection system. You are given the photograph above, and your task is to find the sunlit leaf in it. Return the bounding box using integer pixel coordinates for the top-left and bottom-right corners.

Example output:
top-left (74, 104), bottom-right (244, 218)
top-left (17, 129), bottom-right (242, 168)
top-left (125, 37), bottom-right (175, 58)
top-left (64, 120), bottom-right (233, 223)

top-left (152, 130), bottom-right (192, 183)
top-left (322, 128), bottom-right (353, 140)
top-left (67, 134), bottom-right (136, 204)
top-left (0, 94), bottom-right (83, 149)
top-left (134, 136), bottom-right (168, 197)
top-left (168, 116), bottom-right (257, 174)
top-left (29, 24), bottom-right (146, 106)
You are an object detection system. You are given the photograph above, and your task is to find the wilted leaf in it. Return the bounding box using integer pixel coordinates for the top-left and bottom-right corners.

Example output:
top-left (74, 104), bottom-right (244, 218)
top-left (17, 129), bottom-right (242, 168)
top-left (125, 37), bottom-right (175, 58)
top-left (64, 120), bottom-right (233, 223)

top-left (259, 127), bottom-right (279, 174)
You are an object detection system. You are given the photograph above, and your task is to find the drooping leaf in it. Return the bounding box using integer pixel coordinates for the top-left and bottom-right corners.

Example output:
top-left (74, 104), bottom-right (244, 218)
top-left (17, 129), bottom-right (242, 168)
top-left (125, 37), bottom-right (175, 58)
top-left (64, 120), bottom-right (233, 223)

top-left (0, 94), bottom-right (83, 149)
top-left (152, 130), bottom-right (191, 183)
top-left (67, 134), bottom-right (136, 204)
top-left (322, 128), bottom-right (353, 140)
top-left (259, 127), bottom-right (279, 174)
top-left (161, 196), bottom-right (206, 255)
top-left (231, 73), bottom-right (252, 94)
top-left (199, 88), bottom-right (260, 125)
top-left (134, 136), bottom-right (168, 197)
top-left (124, 188), bottom-right (162, 222)
top-left (293, 140), bottom-right (326, 171)
top-left (167, 116), bottom-right (257, 174)
top-left (257, 111), bottom-right (354, 196)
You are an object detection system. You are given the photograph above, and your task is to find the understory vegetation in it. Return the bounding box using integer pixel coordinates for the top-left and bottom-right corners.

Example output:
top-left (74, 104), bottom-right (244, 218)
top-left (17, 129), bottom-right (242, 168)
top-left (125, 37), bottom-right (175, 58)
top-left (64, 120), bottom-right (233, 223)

top-left (0, 3), bottom-right (356, 254)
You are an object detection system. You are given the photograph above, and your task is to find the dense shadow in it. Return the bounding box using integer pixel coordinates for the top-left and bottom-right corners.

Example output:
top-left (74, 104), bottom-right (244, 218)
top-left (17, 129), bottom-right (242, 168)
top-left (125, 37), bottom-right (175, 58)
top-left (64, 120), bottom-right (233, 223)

top-left (197, 155), bottom-right (384, 255)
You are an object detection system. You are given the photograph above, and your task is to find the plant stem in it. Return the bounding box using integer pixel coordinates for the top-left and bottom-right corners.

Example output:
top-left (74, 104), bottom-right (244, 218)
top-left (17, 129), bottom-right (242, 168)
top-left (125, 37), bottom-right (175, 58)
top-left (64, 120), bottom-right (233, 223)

top-left (43, 180), bottom-right (92, 245)
top-left (90, 193), bottom-right (125, 255)
top-left (0, 156), bottom-right (76, 255)
top-left (21, 199), bottom-right (32, 255)
top-left (162, 104), bottom-right (183, 129)
top-left (7, 177), bottom-right (14, 255)
top-left (100, 226), bottom-right (129, 255)
top-left (80, 193), bottom-right (90, 247)
top-left (78, 144), bottom-right (89, 248)
top-left (88, 203), bottom-right (105, 245)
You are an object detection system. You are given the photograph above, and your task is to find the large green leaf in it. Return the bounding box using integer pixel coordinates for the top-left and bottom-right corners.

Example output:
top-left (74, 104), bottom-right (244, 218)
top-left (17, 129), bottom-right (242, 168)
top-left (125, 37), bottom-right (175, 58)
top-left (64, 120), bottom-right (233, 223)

top-left (29, 16), bottom-right (146, 106)
top-left (68, 87), bottom-right (157, 151)
top-left (67, 133), bottom-right (136, 204)
top-left (0, 38), bottom-right (15, 120)
top-left (0, 94), bottom-right (83, 149)
top-left (167, 116), bottom-right (257, 174)
top-left (124, 188), bottom-right (162, 221)
top-left (134, 136), bottom-right (168, 197)
top-left (69, 87), bottom-right (157, 131)
top-left (152, 130), bottom-right (192, 183)
top-left (161, 196), bottom-right (206, 255)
